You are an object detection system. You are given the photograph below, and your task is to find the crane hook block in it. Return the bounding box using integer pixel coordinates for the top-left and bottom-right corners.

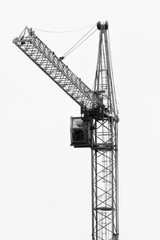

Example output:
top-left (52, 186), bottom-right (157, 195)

top-left (97, 21), bottom-right (108, 30)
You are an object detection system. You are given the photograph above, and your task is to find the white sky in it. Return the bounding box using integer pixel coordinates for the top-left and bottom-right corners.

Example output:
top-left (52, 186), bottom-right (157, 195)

top-left (1, 0), bottom-right (160, 239)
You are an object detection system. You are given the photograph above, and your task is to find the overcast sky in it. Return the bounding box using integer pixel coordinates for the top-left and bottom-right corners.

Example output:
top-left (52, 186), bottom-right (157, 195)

top-left (1, 0), bottom-right (160, 240)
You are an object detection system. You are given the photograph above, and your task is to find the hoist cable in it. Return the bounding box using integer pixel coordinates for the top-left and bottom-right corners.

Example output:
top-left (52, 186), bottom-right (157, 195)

top-left (33, 23), bottom-right (96, 34)
top-left (62, 26), bottom-right (97, 58)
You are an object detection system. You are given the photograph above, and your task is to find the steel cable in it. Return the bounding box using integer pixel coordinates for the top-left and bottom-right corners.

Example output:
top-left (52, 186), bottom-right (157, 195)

top-left (33, 23), bottom-right (96, 34)
top-left (62, 27), bottom-right (97, 58)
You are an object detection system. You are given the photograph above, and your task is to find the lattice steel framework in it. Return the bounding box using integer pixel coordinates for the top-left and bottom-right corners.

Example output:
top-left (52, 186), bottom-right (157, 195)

top-left (13, 21), bottom-right (119, 240)
top-left (13, 27), bottom-right (99, 111)
top-left (91, 22), bottom-right (119, 240)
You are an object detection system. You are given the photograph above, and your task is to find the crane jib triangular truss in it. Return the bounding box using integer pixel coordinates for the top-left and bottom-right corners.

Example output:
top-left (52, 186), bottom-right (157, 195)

top-left (13, 27), bottom-right (100, 111)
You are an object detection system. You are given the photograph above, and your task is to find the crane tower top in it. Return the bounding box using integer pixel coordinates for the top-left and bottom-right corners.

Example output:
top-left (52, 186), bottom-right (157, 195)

top-left (97, 21), bottom-right (108, 30)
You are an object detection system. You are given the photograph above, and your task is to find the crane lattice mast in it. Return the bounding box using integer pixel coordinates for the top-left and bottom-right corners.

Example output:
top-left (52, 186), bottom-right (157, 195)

top-left (13, 21), bottom-right (119, 240)
top-left (91, 22), bottom-right (119, 240)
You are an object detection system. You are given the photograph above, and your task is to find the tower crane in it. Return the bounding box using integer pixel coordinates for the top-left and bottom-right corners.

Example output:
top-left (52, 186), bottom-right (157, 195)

top-left (13, 21), bottom-right (119, 240)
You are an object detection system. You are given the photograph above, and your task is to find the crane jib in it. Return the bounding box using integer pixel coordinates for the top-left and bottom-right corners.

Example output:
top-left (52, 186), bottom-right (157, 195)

top-left (13, 27), bottom-right (100, 111)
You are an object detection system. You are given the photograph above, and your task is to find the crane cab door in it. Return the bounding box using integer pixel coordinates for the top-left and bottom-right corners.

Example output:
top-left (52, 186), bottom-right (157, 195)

top-left (70, 117), bottom-right (91, 148)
